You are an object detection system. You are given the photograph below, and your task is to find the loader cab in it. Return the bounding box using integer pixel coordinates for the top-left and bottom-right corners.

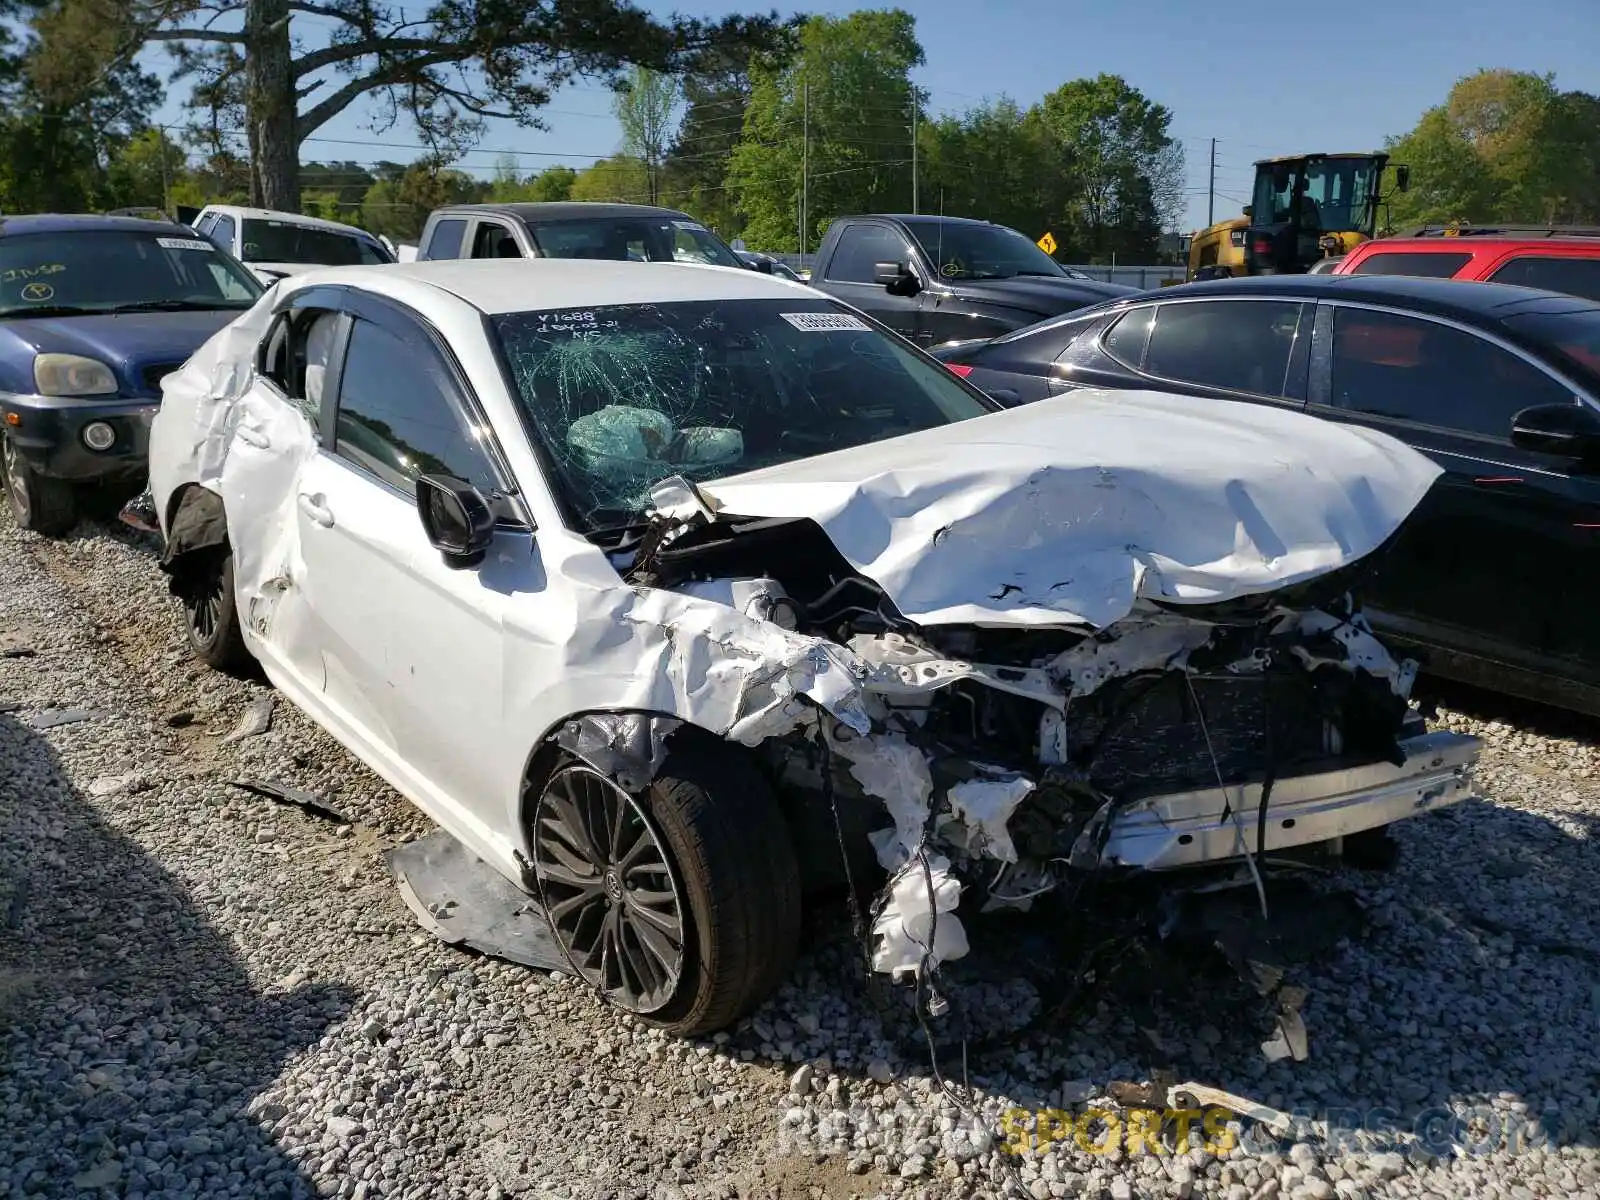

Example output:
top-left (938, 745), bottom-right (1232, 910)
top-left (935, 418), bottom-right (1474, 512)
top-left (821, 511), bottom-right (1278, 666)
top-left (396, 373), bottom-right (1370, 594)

top-left (1244, 153), bottom-right (1407, 275)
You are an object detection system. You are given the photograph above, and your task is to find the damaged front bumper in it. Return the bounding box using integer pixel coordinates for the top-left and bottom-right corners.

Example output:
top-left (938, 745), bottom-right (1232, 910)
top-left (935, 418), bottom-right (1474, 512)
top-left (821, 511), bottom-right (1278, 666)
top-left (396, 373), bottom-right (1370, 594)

top-left (1098, 729), bottom-right (1477, 871)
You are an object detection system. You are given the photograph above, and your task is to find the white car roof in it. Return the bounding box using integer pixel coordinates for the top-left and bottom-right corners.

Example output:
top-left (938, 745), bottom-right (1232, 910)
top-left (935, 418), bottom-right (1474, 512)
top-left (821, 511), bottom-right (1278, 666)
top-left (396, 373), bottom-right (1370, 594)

top-left (278, 258), bottom-right (819, 315)
top-left (198, 205), bottom-right (375, 239)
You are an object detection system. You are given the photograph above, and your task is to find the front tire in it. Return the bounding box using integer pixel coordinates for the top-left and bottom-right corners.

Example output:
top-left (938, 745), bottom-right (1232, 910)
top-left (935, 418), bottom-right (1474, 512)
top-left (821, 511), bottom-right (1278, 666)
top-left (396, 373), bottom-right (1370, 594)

top-left (531, 735), bottom-right (802, 1036)
top-left (181, 547), bottom-right (252, 673)
top-left (3, 434), bottom-right (78, 536)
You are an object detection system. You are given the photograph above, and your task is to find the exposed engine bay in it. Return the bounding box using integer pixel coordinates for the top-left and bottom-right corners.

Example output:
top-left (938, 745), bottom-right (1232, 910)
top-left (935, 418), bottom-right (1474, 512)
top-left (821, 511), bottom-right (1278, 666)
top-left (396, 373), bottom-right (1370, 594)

top-left (603, 503), bottom-right (1476, 980)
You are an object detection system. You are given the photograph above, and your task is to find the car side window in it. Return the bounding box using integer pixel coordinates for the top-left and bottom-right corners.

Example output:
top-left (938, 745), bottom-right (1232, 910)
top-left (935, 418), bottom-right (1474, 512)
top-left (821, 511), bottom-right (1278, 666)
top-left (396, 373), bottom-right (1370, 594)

top-left (1328, 307), bottom-right (1575, 439)
top-left (1348, 251), bottom-right (1471, 278)
top-left (1100, 306), bottom-right (1155, 369)
top-left (332, 317), bottom-right (499, 497)
top-left (193, 213), bottom-right (217, 236)
top-left (1487, 256), bottom-right (1600, 302)
top-left (470, 221), bottom-right (521, 259)
top-left (826, 225), bottom-right (912, 284)
top-left (1143, 300), bottom-right (1304, 395)
top-left (208, 215), bottom-right (237, 251)
top-left (259, 308), bottom-right (342, 425)
top-left (427, 218), bottom-right (467, 259)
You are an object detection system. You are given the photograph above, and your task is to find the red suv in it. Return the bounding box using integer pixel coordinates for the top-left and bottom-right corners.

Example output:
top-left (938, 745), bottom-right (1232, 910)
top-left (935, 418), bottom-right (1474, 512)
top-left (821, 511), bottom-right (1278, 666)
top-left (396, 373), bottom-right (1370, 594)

top-left (1333, 227), bottom-right (1600, 300)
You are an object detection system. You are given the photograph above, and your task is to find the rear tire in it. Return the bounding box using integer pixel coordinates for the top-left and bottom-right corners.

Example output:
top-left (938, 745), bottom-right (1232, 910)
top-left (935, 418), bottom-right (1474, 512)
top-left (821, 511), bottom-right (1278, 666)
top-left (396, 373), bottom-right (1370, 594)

top-left (3, 434), bottom-right (78, 536)
top-left (181, 547), bottom-right (252, 673)
top-left (531, 734), bottom-right (802, 1036)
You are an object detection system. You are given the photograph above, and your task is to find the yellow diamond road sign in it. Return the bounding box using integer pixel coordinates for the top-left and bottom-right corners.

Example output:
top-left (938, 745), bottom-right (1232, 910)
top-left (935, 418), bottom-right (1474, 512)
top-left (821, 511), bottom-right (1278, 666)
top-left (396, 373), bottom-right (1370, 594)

top-left (1036, 231), bottom-right (1057, 255)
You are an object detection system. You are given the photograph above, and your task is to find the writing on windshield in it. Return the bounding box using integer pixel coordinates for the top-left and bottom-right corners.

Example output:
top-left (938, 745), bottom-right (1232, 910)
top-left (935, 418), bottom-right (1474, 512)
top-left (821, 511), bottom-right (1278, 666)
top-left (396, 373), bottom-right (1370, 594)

top-left (0, 230), bottom-right (262, 318)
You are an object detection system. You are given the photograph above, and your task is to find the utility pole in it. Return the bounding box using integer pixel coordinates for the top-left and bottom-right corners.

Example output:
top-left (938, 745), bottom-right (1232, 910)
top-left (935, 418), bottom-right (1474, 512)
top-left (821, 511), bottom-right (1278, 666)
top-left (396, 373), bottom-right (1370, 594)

top-left (1207, 138), bottom-right (1216, 226)
top-left (910, 89), bottom-right (918, 215)
top-left (800, 78), bottom-right (809, 256)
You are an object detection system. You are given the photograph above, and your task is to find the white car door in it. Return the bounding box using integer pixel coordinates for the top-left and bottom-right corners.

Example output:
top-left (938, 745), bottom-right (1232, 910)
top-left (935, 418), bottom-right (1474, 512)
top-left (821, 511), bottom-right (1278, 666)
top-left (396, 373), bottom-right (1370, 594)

top-left (294, 295), bottom-right (536, 852)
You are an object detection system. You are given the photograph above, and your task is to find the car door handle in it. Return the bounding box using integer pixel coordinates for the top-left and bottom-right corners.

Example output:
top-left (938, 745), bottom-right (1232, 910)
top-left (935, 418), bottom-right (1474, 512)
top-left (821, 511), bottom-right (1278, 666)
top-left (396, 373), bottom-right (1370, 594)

top-left (297, 493), bottom-right (334, 527)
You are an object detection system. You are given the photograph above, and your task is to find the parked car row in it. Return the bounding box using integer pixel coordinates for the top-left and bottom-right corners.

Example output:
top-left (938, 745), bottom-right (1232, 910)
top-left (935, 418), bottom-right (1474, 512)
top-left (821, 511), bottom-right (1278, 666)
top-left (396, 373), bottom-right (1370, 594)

top-left (2, 198), bottom-right (1591, 1039)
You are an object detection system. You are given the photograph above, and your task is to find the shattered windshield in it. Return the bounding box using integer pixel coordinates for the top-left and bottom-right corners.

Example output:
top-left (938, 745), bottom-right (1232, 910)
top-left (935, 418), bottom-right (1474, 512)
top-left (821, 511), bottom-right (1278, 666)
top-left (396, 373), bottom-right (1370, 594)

top-left (492, 298), bottom-right (993, 529)
top-left (900, 219), bottom-right (1065, 281)
top-left (526, 217), bottom-right (745, 269)
top-left (239, 219), bottom-right (392, 265)
top-left (0, 230), bottom-right (263, 318)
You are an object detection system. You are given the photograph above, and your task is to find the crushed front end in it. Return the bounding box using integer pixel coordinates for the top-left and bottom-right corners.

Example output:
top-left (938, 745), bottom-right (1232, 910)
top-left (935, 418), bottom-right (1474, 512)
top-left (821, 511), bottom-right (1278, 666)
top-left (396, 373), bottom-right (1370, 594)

top-left (619, 507), bottom-right (1480, 980)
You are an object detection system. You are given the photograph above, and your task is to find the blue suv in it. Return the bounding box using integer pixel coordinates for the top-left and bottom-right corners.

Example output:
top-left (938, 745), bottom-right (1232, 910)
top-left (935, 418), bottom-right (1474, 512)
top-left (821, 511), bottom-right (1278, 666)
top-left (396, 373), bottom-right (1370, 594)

top-left (0, 214), bottom-right (264, 535)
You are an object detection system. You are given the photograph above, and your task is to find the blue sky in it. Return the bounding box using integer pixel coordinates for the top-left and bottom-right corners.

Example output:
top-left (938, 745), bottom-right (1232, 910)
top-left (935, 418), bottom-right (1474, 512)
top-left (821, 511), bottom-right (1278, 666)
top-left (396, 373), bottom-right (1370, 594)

top-left (149, 0), bottom-right (1598, 236)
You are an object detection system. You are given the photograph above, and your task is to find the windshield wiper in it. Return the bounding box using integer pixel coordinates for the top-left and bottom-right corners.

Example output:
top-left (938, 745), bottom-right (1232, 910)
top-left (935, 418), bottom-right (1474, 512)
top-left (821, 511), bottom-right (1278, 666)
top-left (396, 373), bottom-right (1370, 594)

top-left (0, 304), bottom-right (99, 319)
top-left (109, 299), bottom-right (249, 313)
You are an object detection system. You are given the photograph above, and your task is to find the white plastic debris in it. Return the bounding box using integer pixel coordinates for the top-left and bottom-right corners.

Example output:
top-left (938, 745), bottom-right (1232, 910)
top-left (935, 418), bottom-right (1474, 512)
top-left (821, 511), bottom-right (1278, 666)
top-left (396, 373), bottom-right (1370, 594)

top-left (871, 853), bottom-right (968, 976)
top-left (945, 774), bottom-right (1035, 863)
top-left (831, 731), bottom-right (934, 869)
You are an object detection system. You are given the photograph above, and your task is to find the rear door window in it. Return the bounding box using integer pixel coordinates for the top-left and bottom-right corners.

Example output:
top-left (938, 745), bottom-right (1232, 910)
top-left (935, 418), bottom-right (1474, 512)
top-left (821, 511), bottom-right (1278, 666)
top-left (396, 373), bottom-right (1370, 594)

top-left (1486, 255), bottom-right (1600, 302)
top-left (1327, 307), bottom-right (1574, 439)
top-left (1348, 250), bottom-right (1472, 278)
top-left (1099, 306), bottom-right (1154, 368)
top-left (1142, 300), bottom-right (1305, 396)
top-left (426, 218), bottom-right (467, 259)
top-left (469, 221), bottom-right (521, 259)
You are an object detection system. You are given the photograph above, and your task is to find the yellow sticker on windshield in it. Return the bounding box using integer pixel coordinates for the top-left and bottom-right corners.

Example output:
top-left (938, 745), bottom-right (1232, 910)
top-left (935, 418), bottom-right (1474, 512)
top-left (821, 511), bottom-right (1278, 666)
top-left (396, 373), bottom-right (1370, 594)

top-left (20, 282), bottom-right (55, 301)
top-left (2, 264), bottom-right (65, 284)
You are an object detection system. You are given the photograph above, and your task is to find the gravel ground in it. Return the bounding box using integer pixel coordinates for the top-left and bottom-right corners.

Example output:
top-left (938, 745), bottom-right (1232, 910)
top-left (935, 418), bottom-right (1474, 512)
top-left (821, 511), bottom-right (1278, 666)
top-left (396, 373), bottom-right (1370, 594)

top-left (2, 509), bottom-right (1598, 1200)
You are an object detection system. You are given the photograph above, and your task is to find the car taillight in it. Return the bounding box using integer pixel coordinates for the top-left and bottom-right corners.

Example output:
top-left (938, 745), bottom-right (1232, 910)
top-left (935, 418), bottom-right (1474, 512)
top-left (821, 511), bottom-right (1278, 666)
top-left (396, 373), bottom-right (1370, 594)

top-left (1252, 237), bottom-right (1273, 255)
top-left (946, 363), bottom-right (974, 378)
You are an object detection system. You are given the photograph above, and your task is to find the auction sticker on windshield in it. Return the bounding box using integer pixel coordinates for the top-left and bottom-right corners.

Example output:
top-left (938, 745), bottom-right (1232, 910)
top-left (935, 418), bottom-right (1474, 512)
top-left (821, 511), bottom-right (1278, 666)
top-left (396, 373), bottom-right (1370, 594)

top-left (780, 312), bottom-right (871, 332)
top-left (157, 237), bottom-right (215, 251)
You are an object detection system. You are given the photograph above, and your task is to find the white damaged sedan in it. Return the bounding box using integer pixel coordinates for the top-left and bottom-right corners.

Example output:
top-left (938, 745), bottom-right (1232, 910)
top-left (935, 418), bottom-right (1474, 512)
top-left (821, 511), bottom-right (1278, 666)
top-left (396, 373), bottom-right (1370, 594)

top-left (148, 260), bottom-right (1479, 1035)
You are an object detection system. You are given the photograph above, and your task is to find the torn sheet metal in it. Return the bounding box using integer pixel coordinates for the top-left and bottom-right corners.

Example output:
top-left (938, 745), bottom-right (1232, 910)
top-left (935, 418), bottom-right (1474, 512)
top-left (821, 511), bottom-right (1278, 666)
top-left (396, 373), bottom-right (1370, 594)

top-left (829, 728), bottom-right (934, 869)
top-left (1276, 608), bottom-right (1419, 699)
top-left (387, 830), bottom-right (567, 971)
top-left (1048, 607), bottom-right (1218, 698)
top-left (653, 389), bottom-right (1443, 630)
top-left (552, 712), bottom-right (683, 792)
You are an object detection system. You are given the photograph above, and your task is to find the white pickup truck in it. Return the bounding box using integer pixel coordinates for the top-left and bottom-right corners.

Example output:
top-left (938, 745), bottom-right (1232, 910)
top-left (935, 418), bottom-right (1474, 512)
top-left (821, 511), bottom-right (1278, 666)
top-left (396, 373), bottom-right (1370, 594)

top-left (188, 205), bottom-right (395, 285)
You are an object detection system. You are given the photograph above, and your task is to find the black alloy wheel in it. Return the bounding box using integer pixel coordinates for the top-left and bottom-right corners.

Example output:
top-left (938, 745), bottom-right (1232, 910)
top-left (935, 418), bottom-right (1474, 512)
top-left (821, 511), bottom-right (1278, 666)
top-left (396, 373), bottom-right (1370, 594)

top-left (532, 763), bottom-right (686, 1014)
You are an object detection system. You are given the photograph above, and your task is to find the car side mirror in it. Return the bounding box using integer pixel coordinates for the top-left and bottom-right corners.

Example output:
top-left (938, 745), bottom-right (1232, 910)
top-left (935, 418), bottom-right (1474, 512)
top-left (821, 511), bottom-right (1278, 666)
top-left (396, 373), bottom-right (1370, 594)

top-left (1241, 205), bottom-right (1252, 219)
top-left (752, 258), bottom-right (773, 273)
top-left (1510, 402), bottom-right (1600, 459)
top-left (874, 261), bottom-right (919, 296)
top-left (1395, 165), bottom-right (1411, 193)
top-left (416, 474), bottom-right (496, 569)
